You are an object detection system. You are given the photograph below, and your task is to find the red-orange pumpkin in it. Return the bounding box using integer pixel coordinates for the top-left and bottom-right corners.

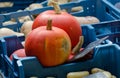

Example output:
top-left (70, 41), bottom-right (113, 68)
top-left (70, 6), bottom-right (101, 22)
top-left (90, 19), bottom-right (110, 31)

top-left (25, 19), bottom-right (71, 66)
top-left (32, 1), bottom-right (82, 48)
top-left (10, 49), bottom-right (26, 60)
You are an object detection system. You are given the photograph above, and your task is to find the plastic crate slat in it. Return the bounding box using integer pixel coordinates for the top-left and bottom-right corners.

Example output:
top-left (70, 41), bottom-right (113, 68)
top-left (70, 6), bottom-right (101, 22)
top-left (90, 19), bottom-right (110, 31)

top-left (6, 11), bottom-right (30, 18)
top-left (92, 20), bottom-right (120, 28)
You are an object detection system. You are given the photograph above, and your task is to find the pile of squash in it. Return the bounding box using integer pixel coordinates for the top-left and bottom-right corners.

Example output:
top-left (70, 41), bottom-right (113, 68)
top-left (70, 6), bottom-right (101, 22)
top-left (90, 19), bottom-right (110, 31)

top-left (10, 0), bottom-right (82, 67)
top-left (3, 0), bottom-right (99, 66)
top-left (9, 0), bottom-right (84, 67)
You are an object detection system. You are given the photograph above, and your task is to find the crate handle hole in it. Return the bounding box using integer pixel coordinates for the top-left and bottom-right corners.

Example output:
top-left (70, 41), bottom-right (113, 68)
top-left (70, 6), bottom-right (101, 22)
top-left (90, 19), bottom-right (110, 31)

top-left (105, 7), bottom-right (110, 13)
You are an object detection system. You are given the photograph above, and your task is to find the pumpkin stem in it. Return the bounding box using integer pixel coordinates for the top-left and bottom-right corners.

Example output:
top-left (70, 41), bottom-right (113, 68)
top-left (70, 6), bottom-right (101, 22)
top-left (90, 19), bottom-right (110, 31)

top-left (72, 36), bottom-right (84, 54)
top-left (68, 0), bottom-right (72, 2)
top-left (47, 19), bottom-right (52, 30)
top-left (48, 0), bottom-right (61, 14)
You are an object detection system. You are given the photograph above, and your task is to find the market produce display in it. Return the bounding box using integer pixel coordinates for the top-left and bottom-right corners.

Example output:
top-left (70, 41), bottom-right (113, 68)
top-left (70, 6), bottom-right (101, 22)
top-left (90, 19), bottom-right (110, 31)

top-left (0, 0), bottom-right (120, 78)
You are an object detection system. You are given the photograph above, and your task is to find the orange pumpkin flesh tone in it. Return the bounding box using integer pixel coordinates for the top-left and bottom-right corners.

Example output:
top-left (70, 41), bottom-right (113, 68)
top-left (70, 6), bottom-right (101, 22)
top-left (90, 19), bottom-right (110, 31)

top-left (25, 19), bottom-right (71, 67)
top-left (32, 0), bottom-right (82, 48)
top-left (10, 49), bottom-right (26, 60)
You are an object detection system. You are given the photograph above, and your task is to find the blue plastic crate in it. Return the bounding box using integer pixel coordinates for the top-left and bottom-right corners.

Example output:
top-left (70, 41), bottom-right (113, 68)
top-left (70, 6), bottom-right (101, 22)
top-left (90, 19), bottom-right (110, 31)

top-left (0, 25), bottom-right (96, 78)
top-left (89, 20), bottom-right (120, 45)
top-left (11, 44), bottom-right (120, 78)
top-left (102, 0), bottom-right (120, 19)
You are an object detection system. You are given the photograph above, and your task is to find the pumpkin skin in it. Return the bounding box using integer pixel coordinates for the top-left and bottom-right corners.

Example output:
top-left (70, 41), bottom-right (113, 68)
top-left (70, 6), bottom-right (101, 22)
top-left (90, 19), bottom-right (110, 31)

top-left (25, 26), bottom-right (71, 66)
top-left (32, 10), bottom-right (82, 48)
top-left (10, 49), bottom-right (26, 60)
